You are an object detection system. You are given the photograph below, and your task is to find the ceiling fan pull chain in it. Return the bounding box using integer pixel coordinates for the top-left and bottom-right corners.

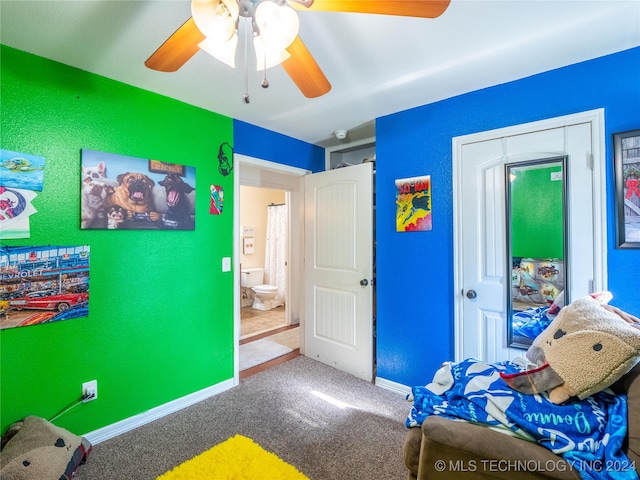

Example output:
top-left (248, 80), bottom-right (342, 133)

top-left (262, 52), bottom-right (269, 89)
top-left (243, 15), bottom-right (250, 104)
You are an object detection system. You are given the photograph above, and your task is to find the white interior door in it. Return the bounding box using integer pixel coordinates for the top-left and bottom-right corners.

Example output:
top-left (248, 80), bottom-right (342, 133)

top-left (454, 111), bottom-right (606, 363)
top-left (459, 137), bottom-right (509, 362)
top-left (304, 162), bottom-right (374, 381)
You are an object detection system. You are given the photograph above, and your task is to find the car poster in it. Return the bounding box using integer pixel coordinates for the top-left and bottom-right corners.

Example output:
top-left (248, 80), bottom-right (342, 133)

top-left (0, 245), bottom-right (90, 329)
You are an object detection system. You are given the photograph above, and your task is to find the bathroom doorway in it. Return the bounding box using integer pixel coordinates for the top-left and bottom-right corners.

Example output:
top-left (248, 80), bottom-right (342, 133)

top-left (239, 185), bottom-right (288, 337)
top-left (235, 156), bottom-right (308, 378)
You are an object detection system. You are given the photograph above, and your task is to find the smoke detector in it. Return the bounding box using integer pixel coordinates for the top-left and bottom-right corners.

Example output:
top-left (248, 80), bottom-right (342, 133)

top-left (333, 129), bottom-right (348, 140)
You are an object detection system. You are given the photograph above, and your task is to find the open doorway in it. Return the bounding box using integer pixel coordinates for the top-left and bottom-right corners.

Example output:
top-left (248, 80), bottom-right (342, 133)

top-left (239, 185), bottom-right (298, 372)
top-left (234, 155), bottom-right (309, 381)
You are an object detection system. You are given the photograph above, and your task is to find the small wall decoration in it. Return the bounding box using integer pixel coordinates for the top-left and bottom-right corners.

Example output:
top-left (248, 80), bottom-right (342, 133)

top-left (0, 187), bottom-right (37, 240)
top-left (396, 175), bottom-right (432, 232)
top-left (81, 149), bottom-right (196, 230)
top-left (614, 128), bottom-right (640, 248)
top-left (0, 245), bottom-right (90, 329)
top-left (0, 149), bottom-right (45, 191)
top-left (210, 185), bottom-right (224, 214)
top-left (243, 237), bottom-right (255, 255)
top-left (0, 149), bottom-right (44, 239)
top-left (217, 142), bottom-right (233, 176)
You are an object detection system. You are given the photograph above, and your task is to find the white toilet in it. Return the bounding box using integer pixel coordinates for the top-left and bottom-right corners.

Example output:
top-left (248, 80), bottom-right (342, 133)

top-left (240, 268), bottom-right (278, 311)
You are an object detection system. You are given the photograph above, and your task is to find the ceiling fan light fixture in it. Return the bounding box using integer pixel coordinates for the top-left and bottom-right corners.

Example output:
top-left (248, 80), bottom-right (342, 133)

top-left (255, 1), bottom-right (299, 51)
top-left (199, 34), bottom-right (238, 68)
top-left (253, 35), bottom-right (291, 70)
top-left (191, 0), bottom-right (239, 42)
top-left (147, 0), bottom-right (451, 98)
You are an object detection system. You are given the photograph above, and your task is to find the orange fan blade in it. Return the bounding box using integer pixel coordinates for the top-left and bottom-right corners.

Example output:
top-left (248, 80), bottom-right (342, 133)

top-left (145, 17), bottom-right (206, 72)
top-left (282, 36), bottom-right (331, 98)
top-left (289, 0), bottom-right (451, 18)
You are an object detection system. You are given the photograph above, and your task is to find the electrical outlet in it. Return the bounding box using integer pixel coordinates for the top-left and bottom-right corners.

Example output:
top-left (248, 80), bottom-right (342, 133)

top-left (82, 380), bottom-right (98, 403)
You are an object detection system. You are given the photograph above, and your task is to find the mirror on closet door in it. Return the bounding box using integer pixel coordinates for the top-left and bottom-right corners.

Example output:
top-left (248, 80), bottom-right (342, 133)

top-left (506, 156), bottom-right (568, 349)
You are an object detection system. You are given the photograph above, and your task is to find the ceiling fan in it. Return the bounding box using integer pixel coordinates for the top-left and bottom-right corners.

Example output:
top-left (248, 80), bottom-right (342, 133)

top-left (145, 0), bottom-right (451, 99)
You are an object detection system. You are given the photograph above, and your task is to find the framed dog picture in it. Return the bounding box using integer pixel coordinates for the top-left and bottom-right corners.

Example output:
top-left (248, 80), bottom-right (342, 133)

top-left (81, 149), bottom-right (196, 230)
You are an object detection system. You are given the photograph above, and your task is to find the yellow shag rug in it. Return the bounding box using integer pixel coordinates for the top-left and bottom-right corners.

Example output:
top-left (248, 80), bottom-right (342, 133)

top-left (156, 434), bottom-right (309, 480)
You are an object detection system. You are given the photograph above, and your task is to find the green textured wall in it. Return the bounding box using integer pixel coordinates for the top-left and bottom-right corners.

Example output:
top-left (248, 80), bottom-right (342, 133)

top-left (510, 165), bottom-right (564, 259)
top-left (0, 46), bottom-right (235, 435)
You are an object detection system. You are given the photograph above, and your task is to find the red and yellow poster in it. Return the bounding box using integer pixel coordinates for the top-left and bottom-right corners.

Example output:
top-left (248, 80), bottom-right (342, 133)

top-left (396, 175), bottom-right (432, 232)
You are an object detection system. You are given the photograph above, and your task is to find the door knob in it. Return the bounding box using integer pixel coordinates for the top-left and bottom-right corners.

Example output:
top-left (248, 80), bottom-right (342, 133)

top-left (466, 289), bottom-right (477, 299)
top-left (360, 279), bottom-right (369, 287)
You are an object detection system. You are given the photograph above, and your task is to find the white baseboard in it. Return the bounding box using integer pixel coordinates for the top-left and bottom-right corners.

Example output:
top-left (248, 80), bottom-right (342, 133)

top-left (84, 378), bottom-right (235, 445)
top-left (375, 376), bottom-right (411, 397)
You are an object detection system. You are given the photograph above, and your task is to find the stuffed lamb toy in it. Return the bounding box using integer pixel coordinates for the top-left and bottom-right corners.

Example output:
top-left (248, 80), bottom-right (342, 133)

top-left (502, 292), bottom-right (640, 404)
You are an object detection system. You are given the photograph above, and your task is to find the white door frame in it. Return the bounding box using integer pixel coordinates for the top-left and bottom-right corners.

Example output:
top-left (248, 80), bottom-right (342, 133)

top-left (452, 109), bottom-right (607, 362)
top-left (233, 154), bottom-right (310, 383)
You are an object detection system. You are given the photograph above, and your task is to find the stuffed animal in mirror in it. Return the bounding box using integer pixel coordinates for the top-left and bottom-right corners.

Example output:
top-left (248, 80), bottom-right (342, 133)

top-left (501, 292), bottom-right (640, 404)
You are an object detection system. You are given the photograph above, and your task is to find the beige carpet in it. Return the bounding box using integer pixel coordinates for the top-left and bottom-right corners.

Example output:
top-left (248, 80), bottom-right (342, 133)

top-left (74, 356), bottom-right (411, 480)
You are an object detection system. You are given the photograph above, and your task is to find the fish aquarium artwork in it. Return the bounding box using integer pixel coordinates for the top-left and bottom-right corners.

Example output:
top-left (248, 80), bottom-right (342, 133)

top-left (0, 149), bottom-right (45, 191)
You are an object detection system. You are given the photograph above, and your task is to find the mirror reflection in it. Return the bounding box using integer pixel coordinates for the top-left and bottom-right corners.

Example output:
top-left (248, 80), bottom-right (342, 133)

top-left (506, 157), bottom-right (568, 348)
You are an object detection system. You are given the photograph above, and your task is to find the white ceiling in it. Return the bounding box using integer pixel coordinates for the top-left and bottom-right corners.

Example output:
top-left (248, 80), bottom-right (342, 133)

top-left (1, 1), bottom-right (639, 148)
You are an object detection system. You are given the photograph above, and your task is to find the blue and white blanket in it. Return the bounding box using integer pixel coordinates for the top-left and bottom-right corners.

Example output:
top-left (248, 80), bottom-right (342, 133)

top-left (406, 359), bottom-right (638, 480)
top-left (513, 305), bottom-right (553, 340)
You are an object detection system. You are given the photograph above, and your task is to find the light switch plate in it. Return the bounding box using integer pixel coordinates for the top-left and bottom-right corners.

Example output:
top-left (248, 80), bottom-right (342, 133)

top-left (222, 257), bottom-right (231, 272)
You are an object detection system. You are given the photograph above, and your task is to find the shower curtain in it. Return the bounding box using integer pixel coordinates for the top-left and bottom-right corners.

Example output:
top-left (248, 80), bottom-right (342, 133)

top-left (264, 203), bottom-right (287, 307)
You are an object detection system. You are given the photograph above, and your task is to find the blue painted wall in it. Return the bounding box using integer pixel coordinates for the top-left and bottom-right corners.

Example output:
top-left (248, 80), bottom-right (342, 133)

top-left (375, 47), bottom-right (640, 387)
top-left (234, 120), bottom-right (325, 172)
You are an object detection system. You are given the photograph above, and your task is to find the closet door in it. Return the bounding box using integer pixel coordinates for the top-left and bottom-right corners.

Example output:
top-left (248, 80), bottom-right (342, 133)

top-left (455, 116), bottom-right (604, 363)
top-left (459, 137), bottom-right (508, 362)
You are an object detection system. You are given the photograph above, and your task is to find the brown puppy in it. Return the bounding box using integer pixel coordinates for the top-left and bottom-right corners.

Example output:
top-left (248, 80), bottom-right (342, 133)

top-left (106, 172), bottom-right (160, 221)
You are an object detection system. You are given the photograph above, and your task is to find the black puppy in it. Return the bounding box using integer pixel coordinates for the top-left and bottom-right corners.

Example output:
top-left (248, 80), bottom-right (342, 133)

top-left (158, 174), bottom-right (195, 229)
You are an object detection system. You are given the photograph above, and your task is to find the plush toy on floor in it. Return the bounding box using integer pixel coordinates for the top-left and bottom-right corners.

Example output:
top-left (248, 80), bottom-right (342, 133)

top-left (501, 292), bottom-right (640, 404)
top-left (0, 415), bottom-right (91, 480)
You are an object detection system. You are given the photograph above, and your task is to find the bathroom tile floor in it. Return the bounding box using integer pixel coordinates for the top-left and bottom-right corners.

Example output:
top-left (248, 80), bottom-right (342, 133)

top-left (240, 305), bottom-right (287, 338)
